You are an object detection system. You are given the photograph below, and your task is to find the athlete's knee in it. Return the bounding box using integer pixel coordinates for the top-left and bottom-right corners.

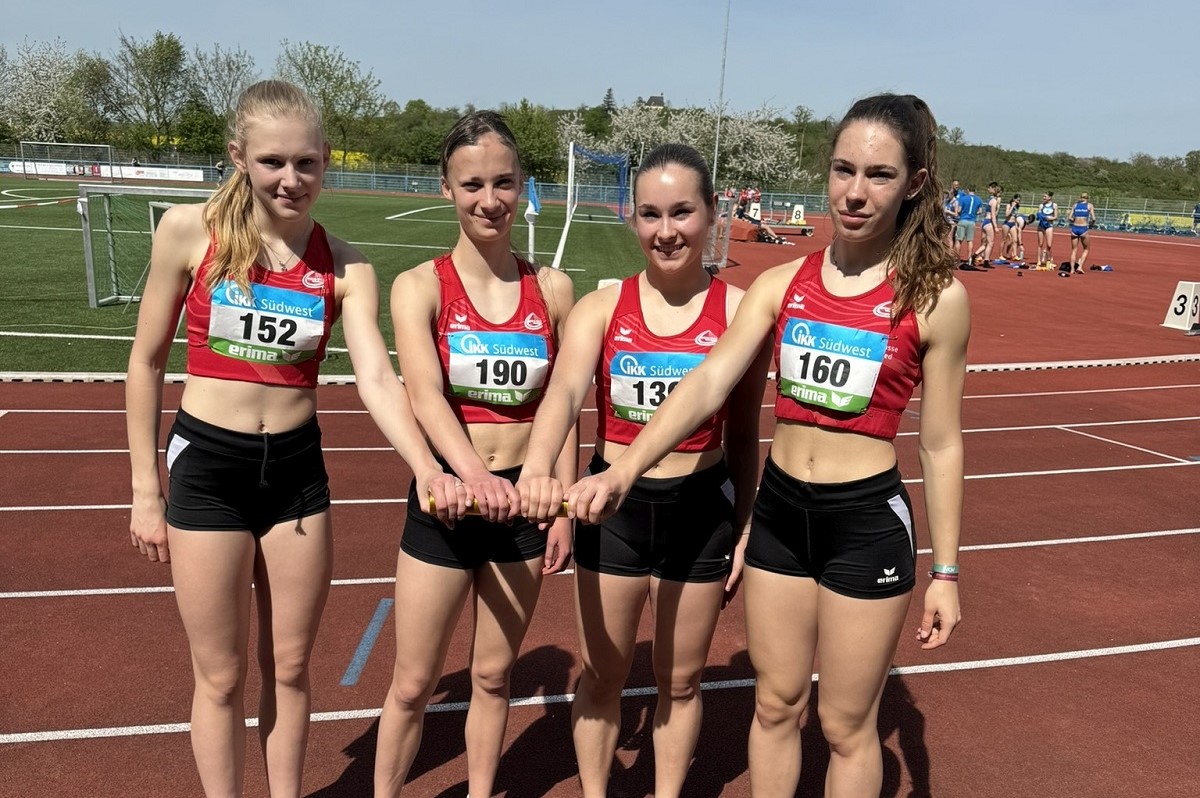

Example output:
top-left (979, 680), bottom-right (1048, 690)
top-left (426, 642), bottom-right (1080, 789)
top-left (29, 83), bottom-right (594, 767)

top-left (753, 679), bottom-right (811, 729)
top-left (816, 701), bottom-right (877, 754)
top-left (193, 654), bottom-right (248, 706)
top-left (577, 660), bottom-right (629, 703)
top-left (261, 643), bottom-right (314, 691)
top-left (470, 656), bottom-right (517, 699)
top-left (653, 662), bottom-right (703, 704)
top-left (384, 668), bottom-right (439, 713)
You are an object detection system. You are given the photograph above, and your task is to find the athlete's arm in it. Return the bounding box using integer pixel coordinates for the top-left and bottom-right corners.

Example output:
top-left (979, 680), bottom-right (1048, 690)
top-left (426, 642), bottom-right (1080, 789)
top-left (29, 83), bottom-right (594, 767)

top-left (720, 285), bottom-right (772, 608)
top-left (336, 242), bottom-right (468, 526)
top-left (538, 266), bottom-right (578, 573)
top-left (390, 264), bottom-right (519, 521)
top-left (566, 263), bottom-right (793, 525)
top-left (913, 277), bottom-right (970, 650)
top-left (517, 286), bottom-right (612, 522)
top-left (125, 204), bottom-right (204, 563)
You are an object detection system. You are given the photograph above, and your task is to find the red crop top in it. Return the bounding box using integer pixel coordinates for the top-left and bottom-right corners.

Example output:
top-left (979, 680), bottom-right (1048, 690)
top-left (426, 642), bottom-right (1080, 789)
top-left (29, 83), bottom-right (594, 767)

top-left (434, 253), bottom-right (555, 424)
top-left (596, 274), bottom-right (728, 452)
top-left (772, 249), bottom-right (922, 440)
top-left (185, 224), bottom-right (337, 388)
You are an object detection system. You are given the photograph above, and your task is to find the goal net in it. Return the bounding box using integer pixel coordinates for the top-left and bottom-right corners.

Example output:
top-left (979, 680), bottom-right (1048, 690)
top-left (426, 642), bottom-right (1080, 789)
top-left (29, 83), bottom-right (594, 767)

top-left (18, 141), bottom-right (119, 181)
top-left (703, 195), bottom-right (735, 272)
top-left (79, 184), bottom-right (213, 307)
top-left (551, 142), bottom-right (630, 269)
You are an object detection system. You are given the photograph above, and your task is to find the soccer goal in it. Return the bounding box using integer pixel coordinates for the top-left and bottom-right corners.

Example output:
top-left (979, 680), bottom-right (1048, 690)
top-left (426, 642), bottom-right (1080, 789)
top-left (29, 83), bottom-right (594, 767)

top-left (551, 142), bottom-right (630, 269)
top-left (18, 141), bottom-right (118, 181)
top-left (79, 183), bottom-right (213, 307)
top-left (703, 195), bottom-right (735, 272)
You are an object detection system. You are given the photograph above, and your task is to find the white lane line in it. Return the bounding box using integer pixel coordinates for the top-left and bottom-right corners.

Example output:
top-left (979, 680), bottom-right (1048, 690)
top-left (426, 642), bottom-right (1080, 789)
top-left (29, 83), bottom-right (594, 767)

top-left (3, 460), bottom-right (1198, 514)
top-left (1058, 426), bottom-right (1192, 463)
top-left (2, 379), bottom-right (1200, 408)
top-left (4, 416), bottom-right (1197, 455)
top-left (4, 527), bottom-right (1196, 600)
top-left (4, 636), bottom-right (1197, 744)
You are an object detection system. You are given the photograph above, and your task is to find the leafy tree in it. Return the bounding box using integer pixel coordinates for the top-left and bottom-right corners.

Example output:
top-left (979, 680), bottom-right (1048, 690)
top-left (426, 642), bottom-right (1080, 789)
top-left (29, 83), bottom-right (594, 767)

top-left (716, 105), bottom-right (797, 187)
top-left (792, 104), bottom-right (814, 175)
top-left (174, 91), bottom-right (226, 153)
top-left (501, 99), bottom-right (559, 181)
top-left (190, 43), bottom-right (257, 119)
top-left (1185, 150), bottom-right (1200, 176)
top-left (2, 37), bottom-right (78, 141)
top-left (367, 98), bottom-right (457, 165)
top-left (108, 31), bottom-right (191, 154)
top-left (581, 104), bottom-right (612, 141)
top-left (60, 52), bottom-right (118, 143)
top-left (609, 101), bottom-right (667, 164)
top-left (555, 109), bottom-right (599, 156)
top-left (275, 40), bottom-right (384, 170)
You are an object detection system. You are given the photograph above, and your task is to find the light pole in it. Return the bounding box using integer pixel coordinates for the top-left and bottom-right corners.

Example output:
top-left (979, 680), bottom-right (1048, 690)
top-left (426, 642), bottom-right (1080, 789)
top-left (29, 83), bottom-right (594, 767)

top-left (712, 0), bottom-right (731, 188)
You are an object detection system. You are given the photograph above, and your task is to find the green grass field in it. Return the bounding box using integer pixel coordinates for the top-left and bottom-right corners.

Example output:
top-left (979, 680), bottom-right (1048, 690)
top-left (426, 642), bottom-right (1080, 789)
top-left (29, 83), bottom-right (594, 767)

top-left (0, 175), bottom-right (643, 375)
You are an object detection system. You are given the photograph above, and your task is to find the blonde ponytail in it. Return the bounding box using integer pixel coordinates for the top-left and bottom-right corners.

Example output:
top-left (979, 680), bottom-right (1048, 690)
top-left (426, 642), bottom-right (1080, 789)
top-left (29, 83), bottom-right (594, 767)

top-left (201, 80), bottom-right (324, 293)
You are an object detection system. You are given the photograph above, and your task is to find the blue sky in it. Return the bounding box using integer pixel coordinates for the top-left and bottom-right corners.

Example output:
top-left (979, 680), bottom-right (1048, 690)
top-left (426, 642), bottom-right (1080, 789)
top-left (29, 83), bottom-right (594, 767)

top-left (6, 0), bottom-right (1196, 161)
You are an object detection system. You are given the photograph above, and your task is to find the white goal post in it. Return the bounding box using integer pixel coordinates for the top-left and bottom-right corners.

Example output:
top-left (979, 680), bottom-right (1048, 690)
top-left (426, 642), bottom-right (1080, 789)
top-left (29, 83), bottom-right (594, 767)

top-left (551, 142), bottom-right (630, 270)
top-left (78, 183), bottom-right (213, 307)
top-left (17, 141), bottom-right (119, 181)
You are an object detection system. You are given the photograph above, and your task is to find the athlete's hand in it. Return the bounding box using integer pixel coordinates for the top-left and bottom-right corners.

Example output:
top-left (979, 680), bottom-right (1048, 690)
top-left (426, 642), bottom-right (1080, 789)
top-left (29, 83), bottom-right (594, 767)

top-left (419, 469), bottom-right (472, 529)
top-left (516, 474), bottom-right (565, 527)
top-left (129, 492), bottom-right (170, 563)
top-left (916, 579), bottom-right (961, 650)
top-left (723, 527), bottom-right (750, 610)
top-left (565, 468), bottom-right (632, 526)
top-left (461, 471), bottom-right (520, 524)
top-left (542, 517), bottom-right (573, 575)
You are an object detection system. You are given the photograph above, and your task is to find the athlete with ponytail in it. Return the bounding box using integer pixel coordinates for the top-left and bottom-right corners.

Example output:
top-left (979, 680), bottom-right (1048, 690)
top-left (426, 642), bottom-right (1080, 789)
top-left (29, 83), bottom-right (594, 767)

top-left (563, 93), bottom-right (969, 797)
top-left (126, 80), bottom-right (467, 797)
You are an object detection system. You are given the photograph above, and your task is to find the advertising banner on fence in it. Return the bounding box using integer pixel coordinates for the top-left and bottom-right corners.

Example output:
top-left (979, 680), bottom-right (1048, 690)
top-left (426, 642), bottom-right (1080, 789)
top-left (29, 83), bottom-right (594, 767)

top-left (5, 161), bottom-right (205, 182)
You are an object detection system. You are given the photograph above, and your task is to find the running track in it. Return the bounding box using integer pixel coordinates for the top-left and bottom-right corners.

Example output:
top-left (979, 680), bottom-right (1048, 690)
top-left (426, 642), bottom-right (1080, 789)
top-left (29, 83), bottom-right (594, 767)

top-left (1, 225), bottom-right (1198, 797)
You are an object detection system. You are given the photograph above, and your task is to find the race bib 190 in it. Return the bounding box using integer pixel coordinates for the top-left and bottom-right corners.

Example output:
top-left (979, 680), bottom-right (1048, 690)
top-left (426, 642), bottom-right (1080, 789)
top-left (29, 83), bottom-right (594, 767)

top-left (209, 280), bottom-right (326, 365)
top-left (778, 318), bottom-right (887, 414)
top-left (447, 331), bottom-right (549, 406)
top-left (609, 351), bottom-right (704, 424)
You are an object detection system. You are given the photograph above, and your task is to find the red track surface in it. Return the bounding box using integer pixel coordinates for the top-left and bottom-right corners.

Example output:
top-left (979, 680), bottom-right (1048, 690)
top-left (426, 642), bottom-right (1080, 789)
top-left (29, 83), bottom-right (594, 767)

top-left (2, 224), bottom-right (1198, 797)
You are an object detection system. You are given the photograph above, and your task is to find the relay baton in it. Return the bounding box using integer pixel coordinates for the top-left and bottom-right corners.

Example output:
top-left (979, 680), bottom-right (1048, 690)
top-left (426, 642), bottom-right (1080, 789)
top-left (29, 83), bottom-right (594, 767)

top-left (427, 494), bottom-right (570, 517)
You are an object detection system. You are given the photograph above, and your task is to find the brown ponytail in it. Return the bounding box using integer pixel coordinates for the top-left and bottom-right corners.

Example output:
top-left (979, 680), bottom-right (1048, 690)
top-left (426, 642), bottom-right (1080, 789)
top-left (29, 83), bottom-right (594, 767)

top-left (829, 94), bottom-right (956, 320)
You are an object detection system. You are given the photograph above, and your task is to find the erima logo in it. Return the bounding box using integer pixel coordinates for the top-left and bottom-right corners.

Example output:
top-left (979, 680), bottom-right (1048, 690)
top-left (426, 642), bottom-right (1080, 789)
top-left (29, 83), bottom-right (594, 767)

top-left (302, 272), bottom-right (324, 290)
top-left (512, 389), bottom-right (530, 402)
top-left (876, 567), bottom-right (900, 584)
top-left (830, 392), bottom-right (854, 408)
top-left (614, 326), bottom-right (633, 343)
top-left (619, 326), bottom-right (633, 336)
top-left (523, 313), bottom-right (544, 331)
top-left (454, 313), bottom-right (468, 323)
top-left (283, 351), bottom-right (302, 362)
top-left (695, 330), bottom-right (718, 347)
top-left (873, 301), bottom-right (892, 319)
top-left (787, 292), bottom-right (806, 309)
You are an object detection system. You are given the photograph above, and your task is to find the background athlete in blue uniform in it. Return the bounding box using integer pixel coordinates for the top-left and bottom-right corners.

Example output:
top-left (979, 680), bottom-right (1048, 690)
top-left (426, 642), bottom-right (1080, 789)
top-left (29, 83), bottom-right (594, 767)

top-left (1068, 192), bottom-right (1096, 273)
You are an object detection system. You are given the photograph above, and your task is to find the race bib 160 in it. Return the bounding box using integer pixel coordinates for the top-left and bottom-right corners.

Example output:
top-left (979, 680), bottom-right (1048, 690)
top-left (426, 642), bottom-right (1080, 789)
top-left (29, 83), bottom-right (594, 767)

top-left (778, 318), bottom-right (887, 414)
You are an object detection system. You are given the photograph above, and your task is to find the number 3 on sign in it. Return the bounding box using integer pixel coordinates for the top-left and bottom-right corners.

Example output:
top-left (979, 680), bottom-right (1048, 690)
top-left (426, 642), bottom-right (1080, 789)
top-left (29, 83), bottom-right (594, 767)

top-left (1162, 281), bottom-right (1200, 332)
